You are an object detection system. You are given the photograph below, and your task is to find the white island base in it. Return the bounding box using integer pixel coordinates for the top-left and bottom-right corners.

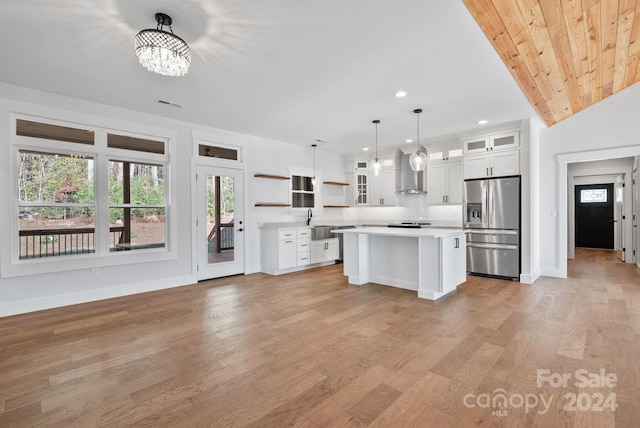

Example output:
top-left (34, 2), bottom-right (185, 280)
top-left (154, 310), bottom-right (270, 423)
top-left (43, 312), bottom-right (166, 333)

top-left (335, 227), bottom-right (467, 300)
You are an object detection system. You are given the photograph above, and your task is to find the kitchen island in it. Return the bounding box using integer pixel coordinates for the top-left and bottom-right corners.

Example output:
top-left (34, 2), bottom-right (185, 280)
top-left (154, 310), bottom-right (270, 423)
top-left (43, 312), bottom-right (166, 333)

top-left (333, 227), bottom-right (467, 300)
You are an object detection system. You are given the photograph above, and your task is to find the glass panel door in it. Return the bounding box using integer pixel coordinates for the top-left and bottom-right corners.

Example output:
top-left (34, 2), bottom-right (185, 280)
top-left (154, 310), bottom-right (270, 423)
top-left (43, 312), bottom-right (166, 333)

top-left (197, 165), bottom-right (244, 280)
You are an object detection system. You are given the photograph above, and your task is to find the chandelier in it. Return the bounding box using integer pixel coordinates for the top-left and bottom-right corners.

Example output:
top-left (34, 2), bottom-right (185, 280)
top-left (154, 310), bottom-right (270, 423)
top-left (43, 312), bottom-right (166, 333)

top-left (135, 13), bottom-right (191, 77)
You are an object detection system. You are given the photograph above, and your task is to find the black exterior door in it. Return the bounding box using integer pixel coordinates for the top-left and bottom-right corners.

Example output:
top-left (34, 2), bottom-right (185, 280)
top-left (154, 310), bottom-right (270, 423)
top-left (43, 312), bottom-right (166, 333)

top-left (575, 184), bottom-right (614, 249)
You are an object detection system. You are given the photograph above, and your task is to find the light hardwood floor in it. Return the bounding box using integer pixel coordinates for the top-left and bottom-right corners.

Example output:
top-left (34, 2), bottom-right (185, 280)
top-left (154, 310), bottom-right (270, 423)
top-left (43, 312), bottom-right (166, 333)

top-left (1, 248), bottom-right (639, 427)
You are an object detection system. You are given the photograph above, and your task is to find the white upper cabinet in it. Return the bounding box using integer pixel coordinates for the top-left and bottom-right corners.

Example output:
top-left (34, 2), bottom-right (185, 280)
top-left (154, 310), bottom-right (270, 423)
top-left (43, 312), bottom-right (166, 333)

top-left (348, 154), bottom-right (397, 207)
top-left (427, 144), bottom-right (463, 205)
top-left (427, 160), bottom-right (462, 204)
top-left (463, 131), bottom-right (519, 154)
top-left (428, 147), bottom-right (463, 162)
top-left (462, 130), bottom-right (520, 179)
top-left (463, 149), bottom-right (520, 179)
top-left (370, 168), bottom-right (396, 206)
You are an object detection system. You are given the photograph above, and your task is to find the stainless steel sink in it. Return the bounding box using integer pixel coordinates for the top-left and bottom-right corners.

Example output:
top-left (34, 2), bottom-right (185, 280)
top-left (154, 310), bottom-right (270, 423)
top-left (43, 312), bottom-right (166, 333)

top-left (311, 225), bottom-right (335, 240)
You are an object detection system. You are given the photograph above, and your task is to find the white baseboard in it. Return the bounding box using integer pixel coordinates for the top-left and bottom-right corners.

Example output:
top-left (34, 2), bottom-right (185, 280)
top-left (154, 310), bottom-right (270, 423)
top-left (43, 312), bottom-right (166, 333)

top-left (245, 264), bottom-right (261, 275)
top-left (540, 267), bottom-right (566, 278)
top-left (369, 275), bottom-right (418, 291)
top-left (520, 271), bottom-right (541, 284)
top-left (0, 274), bottom-right (196, 318)
top-left (418, 288), bottom-right (456, 301)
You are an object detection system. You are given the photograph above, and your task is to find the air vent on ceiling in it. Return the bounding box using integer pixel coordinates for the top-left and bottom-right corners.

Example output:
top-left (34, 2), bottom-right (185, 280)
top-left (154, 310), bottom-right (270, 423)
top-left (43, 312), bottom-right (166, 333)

top-left (156, 99), bottom-right (182, 108)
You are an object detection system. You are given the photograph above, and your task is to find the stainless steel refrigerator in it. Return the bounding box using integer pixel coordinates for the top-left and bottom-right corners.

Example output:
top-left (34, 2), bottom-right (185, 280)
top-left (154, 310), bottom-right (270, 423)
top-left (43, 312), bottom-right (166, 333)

top-left (463, 176), bottom-right (520, 280)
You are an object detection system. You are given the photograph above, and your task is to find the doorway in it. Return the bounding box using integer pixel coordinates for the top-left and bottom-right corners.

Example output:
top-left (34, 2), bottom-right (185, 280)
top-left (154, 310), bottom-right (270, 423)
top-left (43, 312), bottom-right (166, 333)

top-left (196, 165), bottom-right (244, 280)
top-left (574, 184), bottom-right (614, 249)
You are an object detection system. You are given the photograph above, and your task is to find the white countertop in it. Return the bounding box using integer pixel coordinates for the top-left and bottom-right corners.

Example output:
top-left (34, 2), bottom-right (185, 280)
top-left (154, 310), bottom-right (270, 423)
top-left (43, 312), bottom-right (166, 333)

top-left (332, 226), bottom-right (465, 239)
top-left (259, 219), bottom-right (462, 229)
top-left (259, 222), bottom-right (311, 229)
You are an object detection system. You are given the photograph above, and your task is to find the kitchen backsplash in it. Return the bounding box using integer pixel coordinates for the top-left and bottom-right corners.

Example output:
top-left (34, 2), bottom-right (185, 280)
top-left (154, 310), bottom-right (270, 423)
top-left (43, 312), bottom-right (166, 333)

top-left (255, 196), bottom-right (462, 225)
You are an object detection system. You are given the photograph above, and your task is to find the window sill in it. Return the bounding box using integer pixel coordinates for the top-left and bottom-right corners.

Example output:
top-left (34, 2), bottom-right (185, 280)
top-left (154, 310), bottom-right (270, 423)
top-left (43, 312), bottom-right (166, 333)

top-left (1, 247), bottom-right (177, 279)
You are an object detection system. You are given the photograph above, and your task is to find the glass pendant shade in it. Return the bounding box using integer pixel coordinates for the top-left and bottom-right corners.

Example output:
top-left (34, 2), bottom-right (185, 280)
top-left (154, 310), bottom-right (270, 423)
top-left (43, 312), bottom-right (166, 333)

top-left (409, 151), bottom-right (427, 171)
top-left (370, 158), bottom-right (382, 176)
top-left (135, 14), bottom-right (191, 77)
top-left (409, 108), bottom-right (425, 171)
top-left (311, 144), bottom-right (317, 186)
top-left (370, 120), bottom-right (382, 176)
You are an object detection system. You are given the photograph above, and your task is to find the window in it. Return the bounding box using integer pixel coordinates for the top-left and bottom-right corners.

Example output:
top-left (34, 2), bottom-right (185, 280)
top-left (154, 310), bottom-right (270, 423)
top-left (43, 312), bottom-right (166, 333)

top-left (198, 144), bottom-right (238, 160)
top-left (13, 117), bottom-right (169, 265)
top-left (108, 161), bottom-right (165, 251)
top-left (17, 150), bottom-right (95, 258)
top-left (580, 188), bottom-right (607, 203)
top-left (291, 175), bottom-right (315, 208)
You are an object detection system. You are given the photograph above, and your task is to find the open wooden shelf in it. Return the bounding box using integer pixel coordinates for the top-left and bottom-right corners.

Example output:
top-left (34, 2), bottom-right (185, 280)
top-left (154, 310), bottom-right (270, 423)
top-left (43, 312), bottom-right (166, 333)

top-left (323, 181), bottom-right (349, 186)
top-left (254, 173), bottom-right (290, 180)
top-left (254, 203), bottom-right (291, 207)
top-left (323, 205), bottom-right (350, 208)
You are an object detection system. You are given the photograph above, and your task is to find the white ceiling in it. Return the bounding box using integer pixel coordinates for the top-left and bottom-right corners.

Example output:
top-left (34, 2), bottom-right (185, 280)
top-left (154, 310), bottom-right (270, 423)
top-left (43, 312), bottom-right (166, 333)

top-left (0, 0), bottom-right (537, 154)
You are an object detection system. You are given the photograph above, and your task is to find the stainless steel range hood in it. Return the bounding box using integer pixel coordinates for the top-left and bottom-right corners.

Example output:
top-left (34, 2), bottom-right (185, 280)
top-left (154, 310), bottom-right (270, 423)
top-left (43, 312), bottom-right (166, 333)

top-left (395, 149), bottom-right (427, 194)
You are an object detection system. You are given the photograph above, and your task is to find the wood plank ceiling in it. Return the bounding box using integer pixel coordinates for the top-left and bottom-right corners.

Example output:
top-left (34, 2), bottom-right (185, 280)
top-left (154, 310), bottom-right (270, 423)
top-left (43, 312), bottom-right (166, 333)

top-left (463, 0), bottom-right (640, 126)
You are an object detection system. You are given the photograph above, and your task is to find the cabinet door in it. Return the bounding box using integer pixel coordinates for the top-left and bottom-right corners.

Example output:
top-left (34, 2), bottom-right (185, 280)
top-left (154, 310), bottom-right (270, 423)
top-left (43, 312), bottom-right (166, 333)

top-left (311, 239), bottom-right (339, 263)
top-left (369, 169), bottom-right (395, 206)
top-left (369, 172), bottom-right (383, 206)
top-left (381, 169), bottom-right (396, 206)
top-left (491, 150), bottom-right (520, 177)
top-left (278, 239), bottom-right (297, 269)
top-left (452, 234), bottom-right (467, 286)
top-left (463, 137), bottom-right (489, 154)
top-left (427, 163), bottom-right (447, 204)
top-left (463, 154), bottom-right (491, 179)
top-left (490, 132), bottom-right (519, 151)
top-left (326, 239), bottom-right (339, 261)
top-left (441, 235), bottom-right (466, 293)
top-left (310, 240), bottom-right (325, 263)
top-left (447, 161), bottom-right (463, 204)
top-left (355, 172), bottom-right (369, 206)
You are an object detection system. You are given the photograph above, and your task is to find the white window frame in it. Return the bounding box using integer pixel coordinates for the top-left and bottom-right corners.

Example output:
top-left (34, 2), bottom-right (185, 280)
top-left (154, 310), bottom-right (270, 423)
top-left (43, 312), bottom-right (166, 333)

top-left (288, 166), bottom-right (318, 209)
top-left (4, 114), bottom-right (176, 278)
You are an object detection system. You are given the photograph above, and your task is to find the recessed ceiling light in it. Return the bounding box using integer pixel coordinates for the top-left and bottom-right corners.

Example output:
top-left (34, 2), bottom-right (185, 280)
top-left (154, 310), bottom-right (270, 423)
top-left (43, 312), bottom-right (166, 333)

top-left (363, 147), bottom-right (369, 151)
top-left (478, 120), bottom-right (488, 125)
top-left (395, 91), bottom-right (407, 98)
top-left (405, 139), bottom-right (413, 143)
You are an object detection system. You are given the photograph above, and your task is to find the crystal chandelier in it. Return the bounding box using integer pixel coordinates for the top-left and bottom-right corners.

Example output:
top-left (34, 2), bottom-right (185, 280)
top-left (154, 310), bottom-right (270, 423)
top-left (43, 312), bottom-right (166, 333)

top-left (135, 13), bottom-right (191, 77)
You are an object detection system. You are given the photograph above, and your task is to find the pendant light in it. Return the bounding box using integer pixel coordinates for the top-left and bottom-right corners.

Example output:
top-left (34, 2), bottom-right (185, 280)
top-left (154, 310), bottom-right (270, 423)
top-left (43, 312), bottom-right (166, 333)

top-left (409, 108), bottom-right (427, 171)
top-left (311, 143), bottom-right (317, 186)
top-left (370, 120), bottom-right (382, 176)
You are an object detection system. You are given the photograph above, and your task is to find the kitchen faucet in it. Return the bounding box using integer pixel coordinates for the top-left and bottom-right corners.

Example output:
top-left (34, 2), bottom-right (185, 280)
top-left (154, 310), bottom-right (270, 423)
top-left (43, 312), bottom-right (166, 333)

top-left (307, 208), bottom-right (313, 225)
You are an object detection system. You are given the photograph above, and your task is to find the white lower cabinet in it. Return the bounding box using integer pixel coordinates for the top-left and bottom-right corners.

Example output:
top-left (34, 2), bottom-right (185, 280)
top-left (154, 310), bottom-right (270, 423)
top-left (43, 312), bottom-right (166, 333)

top-left (261, 228), bottom-right (337, 275)
top-left (441, 233), bottom-right (467, 293)
top-left (277, 238), bottom-right (297, 269)
top-left (297, 238), bottom-right (311, 266)
top-left (311, 238), bottom-right (339, 264)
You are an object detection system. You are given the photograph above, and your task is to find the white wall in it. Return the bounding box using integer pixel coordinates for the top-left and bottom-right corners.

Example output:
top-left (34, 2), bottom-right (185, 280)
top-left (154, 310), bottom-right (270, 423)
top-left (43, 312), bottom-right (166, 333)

top-left (538, 83), bottom-right (640, 277)
top-left (244, 139), bottom-right (345, 272)
top-left (0, 83), bottom-right (344, 316)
